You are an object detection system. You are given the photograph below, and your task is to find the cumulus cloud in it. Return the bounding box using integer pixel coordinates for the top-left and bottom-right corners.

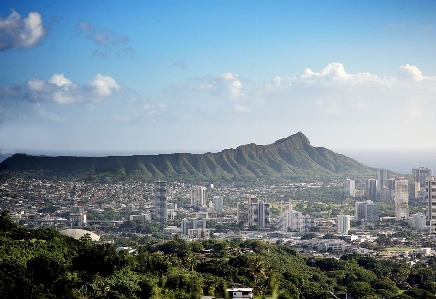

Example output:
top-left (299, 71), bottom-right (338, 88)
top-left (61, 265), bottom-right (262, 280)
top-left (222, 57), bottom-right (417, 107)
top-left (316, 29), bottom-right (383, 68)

top-left (397, 64), bottom-right (425, 81)
top-left (259, 62), bottom-right (436, 127)
top-left (31, 103), bottom-right (60, 121)
top-left (0, 73), bottom-right (121, 105)
top-left (195, 72), bottom-right (245, 99)
top-left (86, 73), bottom-right (120, 98)
top-left (267, 63), bottom-right (376, 91)
top-left (0, 9), bottom-right (46, 50)
top-left (112, 101), bottom-right (169, 125)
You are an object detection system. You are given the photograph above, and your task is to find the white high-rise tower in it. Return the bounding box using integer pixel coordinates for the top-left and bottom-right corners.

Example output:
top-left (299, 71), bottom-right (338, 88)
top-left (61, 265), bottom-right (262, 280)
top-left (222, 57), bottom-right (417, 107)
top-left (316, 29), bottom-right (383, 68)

top-left (191, 186), bottom-right (207, 207)
top-left (426, 176), bottom-right (436, 233)
top-left (394, 178), bottom-right (409, 220)
top-left (154, 181), bottom-right (168, 223)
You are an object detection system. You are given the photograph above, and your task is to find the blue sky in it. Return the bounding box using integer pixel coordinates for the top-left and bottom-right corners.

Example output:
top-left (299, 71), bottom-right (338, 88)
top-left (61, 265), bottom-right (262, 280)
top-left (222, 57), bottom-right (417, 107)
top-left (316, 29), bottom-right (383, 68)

top-left (1, 0), bottom-right (436, 162)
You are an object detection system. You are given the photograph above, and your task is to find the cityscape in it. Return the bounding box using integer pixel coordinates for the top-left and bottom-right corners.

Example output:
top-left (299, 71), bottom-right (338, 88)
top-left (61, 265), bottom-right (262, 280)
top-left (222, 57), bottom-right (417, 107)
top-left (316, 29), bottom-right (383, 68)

top-left (2, 167), bottom-right (436, 254)
top-left (2, 0), bottom-right (436, 298)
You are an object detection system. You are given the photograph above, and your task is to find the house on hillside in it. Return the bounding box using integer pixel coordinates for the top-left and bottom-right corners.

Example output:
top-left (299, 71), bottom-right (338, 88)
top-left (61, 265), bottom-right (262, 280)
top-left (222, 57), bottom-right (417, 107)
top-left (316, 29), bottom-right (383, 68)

top-left (227, 287), bottom-right (253, 298)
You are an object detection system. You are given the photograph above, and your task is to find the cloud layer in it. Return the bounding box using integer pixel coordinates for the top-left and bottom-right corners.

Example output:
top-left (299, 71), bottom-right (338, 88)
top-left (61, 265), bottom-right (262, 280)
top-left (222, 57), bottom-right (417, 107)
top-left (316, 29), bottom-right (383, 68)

top-left (2, 73), bottom-right (121, 105)
top-left (0, 9), bottom-right (46, 50)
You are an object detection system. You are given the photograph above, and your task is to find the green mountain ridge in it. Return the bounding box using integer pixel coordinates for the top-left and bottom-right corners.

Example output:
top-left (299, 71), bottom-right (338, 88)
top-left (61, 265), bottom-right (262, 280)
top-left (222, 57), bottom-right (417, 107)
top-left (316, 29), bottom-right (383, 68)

top-left (0, 132), bottom-right (376, 181)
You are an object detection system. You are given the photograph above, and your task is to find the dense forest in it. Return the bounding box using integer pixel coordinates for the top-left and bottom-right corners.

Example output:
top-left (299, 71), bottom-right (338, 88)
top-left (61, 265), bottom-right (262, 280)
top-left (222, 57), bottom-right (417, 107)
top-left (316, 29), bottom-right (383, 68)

top-left (1, 210), bottom-right (435, 299)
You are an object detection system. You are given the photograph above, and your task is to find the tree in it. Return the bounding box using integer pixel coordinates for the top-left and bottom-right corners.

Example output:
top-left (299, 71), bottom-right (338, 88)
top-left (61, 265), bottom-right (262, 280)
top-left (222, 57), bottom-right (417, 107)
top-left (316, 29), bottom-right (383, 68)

top-left (348, 281), bottom-right (375, 299)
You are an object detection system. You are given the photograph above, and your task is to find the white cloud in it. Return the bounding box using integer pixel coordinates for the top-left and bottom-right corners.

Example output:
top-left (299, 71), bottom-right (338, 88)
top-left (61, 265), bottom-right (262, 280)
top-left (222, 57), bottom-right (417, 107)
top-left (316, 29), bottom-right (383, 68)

top-left (234, 104), bottom-right (250, 112)
top-left (195, 72), bottom-right (245, 99)
top-left (86, 73), bottom-right (121, 98)
top-left (27, 78), bottom-right (47, 91)
top-left (0, 9), bottom-right (45, 50)
top-left (397, 64), bottom-right (424, 81)
top-left (31, 103), bottom-right (60, 121)
top-left (259, 62), bottom-right (436, 128)
top-left (1, 73), bottom-right (120, 105)
top-left (48, 73), bottom-right (74, 89)
top-left (52, 91), bottom-right (81, 104)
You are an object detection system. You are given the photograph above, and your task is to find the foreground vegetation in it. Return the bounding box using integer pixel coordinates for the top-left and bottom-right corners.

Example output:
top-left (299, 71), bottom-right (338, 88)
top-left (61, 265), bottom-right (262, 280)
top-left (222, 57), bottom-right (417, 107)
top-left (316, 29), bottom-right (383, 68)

top-left (1, 211), bottom-right (436, 299)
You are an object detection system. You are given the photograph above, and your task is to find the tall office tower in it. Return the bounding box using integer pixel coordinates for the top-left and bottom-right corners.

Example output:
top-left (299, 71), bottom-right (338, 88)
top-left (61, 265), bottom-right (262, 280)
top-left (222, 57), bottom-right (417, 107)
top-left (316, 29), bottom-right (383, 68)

top-left (181, 219), bottom-right (207, 235)
top-left (377, 169), bottom-right (390, 192)
top-left (283, 211), bottom-right (303, 232)
top-left (394, 178), bottom-right (409, 220)
top-left (237, 195), bottom-right (269, 228)
top-left (365, 179), bottom-right (377, 200)
top-left (191, 186), bottom-right (207, 207)
top-left (282, 211), bottom-right (316, 233)
top-left (213, 196), bottom-right (223, 212)
top-left (337, 215), bottom-right (351, 234)
top-left (257, 201), bottom-right (270, 228)
top-left (412, 167), bottom-right (433, 199)
top-left (411, 213), bottom-right (427, 231)
top-left (344, 179), bottom-right (356, 197)
top-left (69, 205), bottom-right (86, 226)
top-left (281, 201), bottom-right (292, 215)
top-left (355, 200), bottom-right (378, 224)
top-left (237, 201), bottom-right (250, 224)
top-left (366, 203), bottom-right (379, 223)
top-left (249, 200), bottom-right (270, 228)
top-left (355, 201), bottom-right (370, 222)
top-left (245, 194), bottom-right (257, 226)
top-left (426, 176), bottom-right (436, 232)
top-left (154, 181), bottom-right (168, 223)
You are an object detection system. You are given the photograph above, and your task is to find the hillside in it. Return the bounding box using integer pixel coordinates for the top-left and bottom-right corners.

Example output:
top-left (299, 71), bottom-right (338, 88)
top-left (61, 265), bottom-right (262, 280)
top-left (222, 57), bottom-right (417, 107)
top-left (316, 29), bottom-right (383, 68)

top-left (0, 132), bottom-right (375, 181)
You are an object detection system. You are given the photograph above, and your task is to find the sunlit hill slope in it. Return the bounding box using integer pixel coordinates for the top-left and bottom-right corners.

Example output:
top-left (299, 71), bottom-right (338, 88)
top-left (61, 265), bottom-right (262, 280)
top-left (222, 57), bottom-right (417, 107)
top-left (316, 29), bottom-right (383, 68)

top-left (0, 132), bottom-right (375, 181)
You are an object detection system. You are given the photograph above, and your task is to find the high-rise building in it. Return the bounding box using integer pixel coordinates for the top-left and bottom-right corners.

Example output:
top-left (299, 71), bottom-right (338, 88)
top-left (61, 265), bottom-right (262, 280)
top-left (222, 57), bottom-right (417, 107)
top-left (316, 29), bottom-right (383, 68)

top-left (237, 195), bottom-right (270, 228)
top-left (411, 213), bottom-right (427, 231)
top-left (394, 178), bottom-right (409, 220)
top-left (191, 186), bottom-right (207, 207)
top-left (281, 201), bottom-right (292, 215)
top-left (69, 205), bottom-right (86, 226)
top-left (181, 219), bottom-right (210, 239)
top-left (365, 179), bottom-right (377, 200)
top-left (377, 169), bottom-right (390, 192)
top-left (355, 200), bottom-right (378, 224)
top-left (426, 176), bottom-right (436, 232)
top-left (413, 167), bottom-right (433, 199)
top-left (366, 203), bottom-right (379, 223)
top-left (250, 200), bottom-right (270, 228)
top-left (344, 179), bottom-right (355, 197)
top-left (154, 181), bottom-right (168, 223)
top-left (282, 210), bottom-right (316, 233)
top-left (355, 201), bottom-right (369, 222)
top-left (213, 196), bottom-right (223, 212)
top-left (337, 215), bottom-right (351, 234)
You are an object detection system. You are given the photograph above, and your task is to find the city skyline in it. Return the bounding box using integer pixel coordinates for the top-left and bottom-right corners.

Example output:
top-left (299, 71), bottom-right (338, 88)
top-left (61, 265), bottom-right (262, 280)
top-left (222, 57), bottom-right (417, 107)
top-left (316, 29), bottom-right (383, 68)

top-left (1, 1), bottom-right (436, 162)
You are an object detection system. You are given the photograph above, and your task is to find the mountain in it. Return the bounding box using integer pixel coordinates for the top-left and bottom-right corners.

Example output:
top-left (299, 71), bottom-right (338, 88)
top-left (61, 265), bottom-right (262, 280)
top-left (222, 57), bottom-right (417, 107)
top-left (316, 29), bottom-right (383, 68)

top-left (0, 132), bottom-right (375, 181)
top-left (0, 153), bottom-right (12, 163)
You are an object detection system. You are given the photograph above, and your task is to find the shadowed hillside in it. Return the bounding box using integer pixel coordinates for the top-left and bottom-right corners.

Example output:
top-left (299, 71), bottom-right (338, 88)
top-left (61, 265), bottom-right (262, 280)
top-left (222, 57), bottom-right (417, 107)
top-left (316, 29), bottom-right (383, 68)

top-left (0, 132), bottom-right (375, 181)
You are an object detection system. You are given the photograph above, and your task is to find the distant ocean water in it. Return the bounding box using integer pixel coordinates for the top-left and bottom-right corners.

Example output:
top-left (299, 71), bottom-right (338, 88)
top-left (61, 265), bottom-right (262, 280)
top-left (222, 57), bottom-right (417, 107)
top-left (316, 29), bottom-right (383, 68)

top-left (337, 149), bottom-right (436, 175)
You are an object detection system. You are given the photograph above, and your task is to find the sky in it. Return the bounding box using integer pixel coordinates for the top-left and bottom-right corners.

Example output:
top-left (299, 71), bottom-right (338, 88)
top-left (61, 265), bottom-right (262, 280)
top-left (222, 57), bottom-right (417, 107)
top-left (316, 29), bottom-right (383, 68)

top-left (1, 0), bottom-right (436, 171)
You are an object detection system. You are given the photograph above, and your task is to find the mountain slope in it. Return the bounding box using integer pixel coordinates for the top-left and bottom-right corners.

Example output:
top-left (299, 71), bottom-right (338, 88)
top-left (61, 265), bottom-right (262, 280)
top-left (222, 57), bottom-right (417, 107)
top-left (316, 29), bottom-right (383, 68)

top-left (0, 132), bottom-right (375, 181)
